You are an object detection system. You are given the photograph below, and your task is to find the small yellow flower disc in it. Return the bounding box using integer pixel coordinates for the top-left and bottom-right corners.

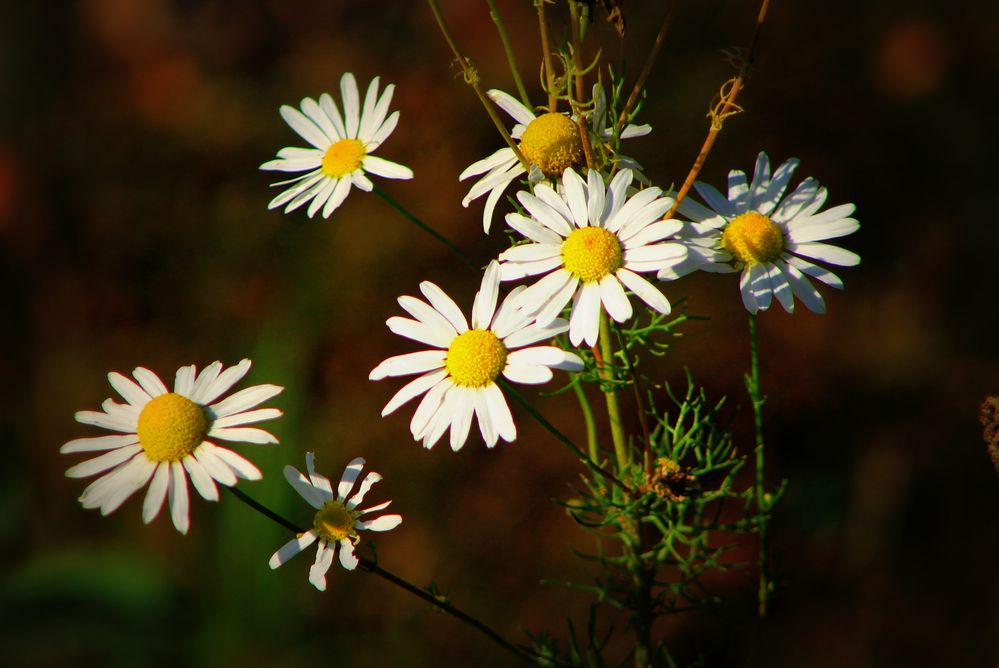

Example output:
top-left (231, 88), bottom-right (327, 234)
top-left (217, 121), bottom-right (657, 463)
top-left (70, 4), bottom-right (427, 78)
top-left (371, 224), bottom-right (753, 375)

top-left (445, 329), bottom-right (508, 388)
top-left (722, 212), bottom-right (784, 265)
top-left (519, 113), bottom-right (584, 178)
top-left (314, 500), bottom-right (357, 542)
top-left (137, 393), bottom-right (208, 463)
top-left (562, 227), bottom-right (623, 283)
top-left (321, 138), bottom-right (366, 178)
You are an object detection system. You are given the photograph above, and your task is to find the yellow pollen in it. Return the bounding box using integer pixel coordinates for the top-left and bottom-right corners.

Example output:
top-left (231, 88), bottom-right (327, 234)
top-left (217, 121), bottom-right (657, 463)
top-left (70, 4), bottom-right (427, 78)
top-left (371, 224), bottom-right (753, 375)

top-left (321, 138), bottom-right (366, 178)
top-left (722, 212), bottom-right (785, 265)
top-left (562, 227), bottom-right (623, 283)
top-left (445, 329), bottom-right (507, 388)
top-left (518, 113), bottom-right (584, 178)
top-left (314, 500), bottom-right (357, 543)
top-left (137, 393), bottom-right (208, 463)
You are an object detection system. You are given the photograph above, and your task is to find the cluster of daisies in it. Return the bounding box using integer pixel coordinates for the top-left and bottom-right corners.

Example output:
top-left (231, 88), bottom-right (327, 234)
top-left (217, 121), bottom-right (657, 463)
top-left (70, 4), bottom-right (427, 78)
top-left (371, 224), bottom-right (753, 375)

top-left (62, 72), bottom-right (859, 590)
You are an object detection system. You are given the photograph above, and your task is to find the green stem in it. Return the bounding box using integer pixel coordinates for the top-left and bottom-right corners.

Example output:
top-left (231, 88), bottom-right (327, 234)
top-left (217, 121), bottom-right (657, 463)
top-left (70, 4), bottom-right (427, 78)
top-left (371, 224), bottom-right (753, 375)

top-left (426, 0), bottom-right (529, 170)
top-left (599, 314), bottom-right (630, 472)
top-left (746, 313), bottom-right (769, 617)
top-left (572, 379), bottom-right (600, 463)
top-left (534, 0), bottom-right (557, 111)
top-left (372, 185), bottom-right (476, 270)
top-left (500, 378), bottom-right (628, 491)
top-left (223, 486), bottom-right (537, 665)
top-left (485, 0), bottom-right (531, 108)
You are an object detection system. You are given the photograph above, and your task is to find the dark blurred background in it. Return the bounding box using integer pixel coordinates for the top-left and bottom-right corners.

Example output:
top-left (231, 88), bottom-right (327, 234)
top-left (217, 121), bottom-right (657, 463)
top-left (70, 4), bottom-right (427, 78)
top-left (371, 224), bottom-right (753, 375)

top-left (2, 0), bottom-right (997, 666)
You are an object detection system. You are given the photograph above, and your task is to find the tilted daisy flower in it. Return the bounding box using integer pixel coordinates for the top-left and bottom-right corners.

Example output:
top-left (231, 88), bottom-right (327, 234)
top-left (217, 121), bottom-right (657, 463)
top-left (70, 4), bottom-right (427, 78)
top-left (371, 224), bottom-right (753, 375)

top-left (459, 84), bottom-right (650, 233)
top-left (498, 167), bottom-right (688, 347)
top-left (268, 453), bottom-right (401, 592)
top-left (261, 72), bottom-right (413, 219)
top-left (61, 359), bottom-right (283, 534)
top-left (661, 151), bottom-right (860, 314)
top-left (369, 261), bottom-right (584, 451)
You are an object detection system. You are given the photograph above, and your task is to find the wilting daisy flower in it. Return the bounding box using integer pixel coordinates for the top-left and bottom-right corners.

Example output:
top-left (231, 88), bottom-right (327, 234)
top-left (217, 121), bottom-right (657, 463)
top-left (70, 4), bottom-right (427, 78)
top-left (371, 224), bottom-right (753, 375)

top-left (460, 84), bottom-right (650, 233)
top-left (662, 152), bottom-right (860, 313)
top-left (61, 360), bottom-right (283, 534)
top-left (499, 168), bottom-right (687, 347)
top-left (268, 453), bottom-right (401, 592)
top-left (261, 72), bottom-right (413, 219)
top-left (369, 261), bottom-right (584, 450)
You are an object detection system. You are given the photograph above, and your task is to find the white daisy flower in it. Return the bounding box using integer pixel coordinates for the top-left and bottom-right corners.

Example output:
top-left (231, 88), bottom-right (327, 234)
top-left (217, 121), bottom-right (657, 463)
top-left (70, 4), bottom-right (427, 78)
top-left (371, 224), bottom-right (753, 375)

top-left (268, 453), bottom-right (401, 592)
top-left (662, 151), bottom-right (860, 314)
top-left (460, 84), bottom-right (650, 233)
top-left (498, 167), bottom-right (688, 347)
top-left (61, 359), bottom-right (283, 534)
top-left (261, 72), bottom-right (413, 219)
top-left (369, 261), bottom-right (584, 451)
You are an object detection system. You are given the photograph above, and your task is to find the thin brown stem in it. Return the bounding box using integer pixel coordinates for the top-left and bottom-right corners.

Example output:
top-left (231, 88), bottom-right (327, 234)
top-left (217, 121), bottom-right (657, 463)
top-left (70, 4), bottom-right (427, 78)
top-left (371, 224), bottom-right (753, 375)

top-left (616, 2), bottom-right (675, 134)
top-left (427, 0), bottom-right (529, 170)
top-left (535, 0), bottom-right (557, 111)
top-left (666, 0), bottom-right (771, 219)
top-left (568, 1), bottom-right (597, 169)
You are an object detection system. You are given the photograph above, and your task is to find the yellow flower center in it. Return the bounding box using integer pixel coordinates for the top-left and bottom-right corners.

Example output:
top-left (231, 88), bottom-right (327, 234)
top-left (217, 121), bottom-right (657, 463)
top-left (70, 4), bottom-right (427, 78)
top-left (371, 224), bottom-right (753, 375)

top-left (321, 138), bottom-right (366, 178)
top-left (445, 329), bottom-right (508, 388)
top-left (562, 227), bottom-right (623, 283)
top-left (722, 212), bottom-right (784, 265)
top-left (137, 393), bottom-right (208, 463)
top-left (314, 500), bottom-right (357, 543)
top-left (518, 113), bottom-right (584, 178)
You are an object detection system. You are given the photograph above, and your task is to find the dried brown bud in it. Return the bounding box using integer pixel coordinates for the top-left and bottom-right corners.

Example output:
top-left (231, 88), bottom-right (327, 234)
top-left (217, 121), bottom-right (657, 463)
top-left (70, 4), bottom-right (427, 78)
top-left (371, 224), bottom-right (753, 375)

top-left (978, 396), bottom-right (999, 477)
top-left (641, 458), bottom-right (694, 502)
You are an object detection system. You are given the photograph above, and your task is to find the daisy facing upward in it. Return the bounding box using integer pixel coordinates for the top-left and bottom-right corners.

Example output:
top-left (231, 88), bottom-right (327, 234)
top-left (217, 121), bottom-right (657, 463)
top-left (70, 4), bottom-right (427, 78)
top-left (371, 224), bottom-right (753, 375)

top-left (498, 167), bottom-right (688, 347)
top-left (61, 359), bottom-right (283, 534)
top-left (261, 72), bottom-right (413, 219)
top-left (369, 261), bottom-right (584, 451)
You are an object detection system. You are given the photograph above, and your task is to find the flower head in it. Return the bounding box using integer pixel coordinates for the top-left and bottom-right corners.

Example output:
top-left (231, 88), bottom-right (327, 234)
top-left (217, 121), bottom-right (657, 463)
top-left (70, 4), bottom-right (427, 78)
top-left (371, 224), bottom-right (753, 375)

top-left (662, 151), bottom-right (860, 314)
top-left (369, 261), bottom-right (584, 450)
top-left (268, 453), bottom-right (402, 591)
top-left (261, 72), bottom-right (413, 219)
top-left (61, 360), bottom-right (283, 534)
top-left (459, 84), bottom-right (650, 233)
top-left (498, 168), bottom-right (687, 347)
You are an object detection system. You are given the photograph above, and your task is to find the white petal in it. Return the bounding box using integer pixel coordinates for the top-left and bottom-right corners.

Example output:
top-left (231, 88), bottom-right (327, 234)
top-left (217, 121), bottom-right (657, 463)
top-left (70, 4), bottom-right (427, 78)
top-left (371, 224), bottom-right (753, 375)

top-left (605, 186), bottom-right (663, 234)
top-left (269, 531), bottom-right (318, 568)
top-left (174, 365), bottom-right (196, 396)
top-left (207, 444), bottom-right (261, 481)
top-left (338, 540), bottom-right (359, 570)
top-left (284, 464), bottom-right (324, 509)
top-left (599, 275), bottom-right (633, 322)
top-left (517, 192), bottom-right (573, 237)
top-left (193, 442), bottom-right (238, 486)
top-left (168, 461), bottom-right (190, 534)
top-left (61, 434), bottom-right (138, 454)
top-left (472, 388), bottom-right (497, 447)
top-left (448, 387), bottom-right (475, 451)
top-left (603, 169), bottom-right (633, 221)
top-left (486, 88), bottom-right (536, 125)
top-left (534, 183), bottom-right (575, 222)
top-left (502, 364), bottom-right (553, 384)
top-left (367, 110), bottom-right (400, 151)
top-left (471, 261), bottom-right (501, 329)
top-left (66, 444), bottom-right (143, 478)
top-left (341, 72), bottom-right (361, 138)
top-left (362, 156), bottom-right (413, 180)
top-left (381, 369), bottom-right (448, 417)
top-left (357, 515), bottom-right (403, 532)
top-left (779, 259), bottom-right (826, 313)
top-left (99, 455), bottom-right (156, 515)
top-left (108, 372), bottom-right (151, 407)
top-left (337, 457), bottom-right (366, 501)
top-left (526, 272), bottom-right (579, 327)
top-left (460, 147), bottom-right (517, 180)
top-left (502, 319), bottom-right (570, 349)
top-left (756, 157), bottom-right (799, 215)
top-left (309, 542), bottom-right (335, 591)
top-left (208, 384), bottom-right (284, 419)
top-left (562, 168), bottom-right (589, 228)
top-left (305, 452), bottom-right (334, 499)
top-left (483, 383), bottom-right (516, 443)
top-left (142, 463), bottom-right (170, 524)
top-left (208, 426), bottom-right (278, 444)
top-left (358, 76), bottom-right (381, 140)
top-left (400, 293), bottom-right (461, 336)
top-left (300, 96), bottom-right (339, 142)
top-left (319, 92), bottom-right (347, 140)
top-left (387, 316), bottom-right (453, 348)
top-left (211, 407), bottom-right (283, 429)
top-left (73, 409), bottom-right (135, 433)
top-left (692, 180), bottom-right (735, 218)
top-left (769, 263), bottom-right (795, 313)
top-left (616, 268), bottom-right (672, 316)
top-left (569, 282), bottom-right (601, 347)
top-left (279, 105), bottom-right (331, 150)
top-left (132, 367), bottom-right (168, 398)
top-left (409, 377), bottom-right (450, 438)
top-left (198, 359), bottom-right (252, 405)
top-left (369, 350), bottom-right (447, 381)
top-left (183, 455), bottom-right (218, 502)
top-left (787, 242), bottom-right (860, 267)
top-left (505, 212), bottom-right (564, 245)
top-left (785, 255), bottom-right (843, 289)
top-left (346, 470), bottom-right (382, 509)
top-left (419, 282), bottom-right (469, 334)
